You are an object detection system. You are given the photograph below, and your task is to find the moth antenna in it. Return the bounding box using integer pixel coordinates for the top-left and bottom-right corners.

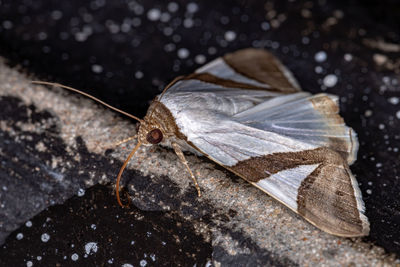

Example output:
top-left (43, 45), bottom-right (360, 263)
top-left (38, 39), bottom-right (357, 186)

top-left (157, 75), bottom-right (185, 101)
top-left (31, 81), bottom-right (144, 123)
top-left (148, 75), bottom-right (185, 118)
top-left (113, 135), bottom-right (138, 147)
top-left (116, 141), bottom-right (142, 208)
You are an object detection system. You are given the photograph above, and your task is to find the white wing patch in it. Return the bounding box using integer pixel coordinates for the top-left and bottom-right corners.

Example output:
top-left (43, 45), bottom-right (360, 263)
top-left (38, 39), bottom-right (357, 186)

top-left (195, 58), bottom-right (271, 89)
top-left (254, 164), bottom-right (320, 211)
top-left (186, 120), bottom-right (317, 166)
top-left (163, 79), bottom-right (280, 116)
top-left (234, 93), bottom-right (358, 164)
top-left (195, 48), bottom-right (302, 92)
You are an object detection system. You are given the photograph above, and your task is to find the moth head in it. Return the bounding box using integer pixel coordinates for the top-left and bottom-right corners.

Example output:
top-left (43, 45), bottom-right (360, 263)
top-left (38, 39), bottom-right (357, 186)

top-left (137, 122), bottom-right (164, 145)
top-left (146, 128), bottom-right (163, 144)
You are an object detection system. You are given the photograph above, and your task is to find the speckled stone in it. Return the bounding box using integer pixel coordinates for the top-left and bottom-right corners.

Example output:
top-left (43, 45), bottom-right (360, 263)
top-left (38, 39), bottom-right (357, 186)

top-left (0, 56), bottom-right (398, 265)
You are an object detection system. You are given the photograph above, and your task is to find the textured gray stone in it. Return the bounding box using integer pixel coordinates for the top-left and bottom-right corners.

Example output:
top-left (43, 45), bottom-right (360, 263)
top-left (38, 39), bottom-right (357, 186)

top-left (0, 57), bottom-right (399, 265)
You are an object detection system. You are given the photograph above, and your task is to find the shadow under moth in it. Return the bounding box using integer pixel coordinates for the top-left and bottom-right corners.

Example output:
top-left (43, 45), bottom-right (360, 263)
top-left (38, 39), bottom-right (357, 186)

top-left (34, 48), bottom-right (369, 237)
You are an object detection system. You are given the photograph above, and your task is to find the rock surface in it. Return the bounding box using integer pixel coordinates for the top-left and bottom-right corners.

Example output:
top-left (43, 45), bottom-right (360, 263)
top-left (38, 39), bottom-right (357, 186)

top-left (0, 0), bottom-right (400, 266)
top-left (0, 57), bottom-right (398, 266)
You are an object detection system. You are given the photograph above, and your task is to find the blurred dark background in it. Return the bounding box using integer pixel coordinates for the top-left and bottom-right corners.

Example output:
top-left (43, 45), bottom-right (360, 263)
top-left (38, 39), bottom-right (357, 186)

top-left (0, 0), bottom-right (399, 260)
top-left (0, 0), bottom-right (399, 116)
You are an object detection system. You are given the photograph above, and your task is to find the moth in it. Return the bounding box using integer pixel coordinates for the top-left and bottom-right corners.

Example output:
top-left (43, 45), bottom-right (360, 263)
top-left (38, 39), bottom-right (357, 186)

top-left (34, 48), bottom-right (369, 237)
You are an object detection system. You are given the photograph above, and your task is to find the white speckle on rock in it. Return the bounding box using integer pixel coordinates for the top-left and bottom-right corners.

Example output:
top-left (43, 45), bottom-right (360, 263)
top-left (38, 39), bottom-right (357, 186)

top-left (315, 66), bottom-right (323, 74)
top-left (164, 43), bottom-right (176, 52)
top-left (261, 22), bottom-right (270, 31)
top-left (177, 48), bottom-right (189, 59)
top-left (75, 32), bottom-right (88, 42)
top-left (91, 64), bottom-right (103, 73)
top-left (135, 71), bottom-right (144, 79)
top-left (220, 16), bottom-right (230, 25)
top-left (382, 76), bottom-right (390, 84)
top-left (36, 256), bottom-right (42, 261)
top-left (132, 18), bottom-right (141, 27)
top-left (51, 10), bottom-right (63, 20)
top-left (85, 242), bottom-right (98, 255)
top-left (314, 51), bottom-right (327, 62)
top-left (302, 37), bottom-right (310, 44)
top-left (365, 110), bottom-right (373, 117)
top-left (77, 188), bottom-right (85, 197)
top-left (129, 3), bottom-right (144, 15)
top-left (163, 26), bottom-right (173, 36)
top-left (208, 47), bottom-right (217, 55)
top-left (388, 97), bottom-right (399, 105)
top-left (16, 233), bottom-right (24, 240)
top-left (2, 20), bottom-right (13, 30)
top-left (167, 2), bottom-right (179, 13)
top-left (41, 233), bottom-right (50, 243)
top-left (91, 224), bottom-right (97, 230)
top-left (344, 53), bottom-right (353, 61)
top-left (121, 22), bottom-right (131, 33)
top-left (105, 24), bottom-right (117, 35)
top-left (323, 74), bottom-right (338, 87)
top-left (172, 34), bottom-right (181, 42)
top-left (379, 124), bottom-right (385, 130)
top-left (38, 32), bottom-right (47, 40)
top-left (374, 54), bottom-right (388, 66)
top-left (224, 31), bottom-right (236, 42)
top-left (25, 221), bottom-right (33, 227)
top-left (396, 110), bottom-right (400, 119)
top-left (160, 12), bottom-right (171, 23)
top-left (366, 189), bottom-right (372, 195)
top-left (271, 41), bottom-right (279, 49)
top-left (147, 8), bottom-right (161, 21)
top-left (140, 259), bottom-right (147, 267)
top-left (71, 253), bottom-right (79, 261)
top-left (183, 18), bottom-right (194, 28)
top-left (194, 54), bottom-right (206, 64)
top-left (122, 264), bottom-right (134, 267)
top-left (186, 2), bottom-right (199, 13)
top-left (26, 261), bottom-right (33, 267)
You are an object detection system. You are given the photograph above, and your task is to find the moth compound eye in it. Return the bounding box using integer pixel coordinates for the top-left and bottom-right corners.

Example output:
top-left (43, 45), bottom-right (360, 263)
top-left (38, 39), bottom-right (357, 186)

top-left (146, 129), bottom-right (163, 144)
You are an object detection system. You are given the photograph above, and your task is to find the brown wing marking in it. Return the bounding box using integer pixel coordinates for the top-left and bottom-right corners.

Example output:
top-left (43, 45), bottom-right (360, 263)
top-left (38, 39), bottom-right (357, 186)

top-left (223, 48), bottom-right (301, 93)
top-left (297, 158), bottom-right (369, 236)
top-left (182, 72), bottom-right (283, 92)
top-left (229, 147), bottom-right (369, 237)
top-left (310, 94), bottom-right (358, 164)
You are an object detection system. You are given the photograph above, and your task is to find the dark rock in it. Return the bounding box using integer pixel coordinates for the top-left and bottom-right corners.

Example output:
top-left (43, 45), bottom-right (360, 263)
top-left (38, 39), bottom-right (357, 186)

top-left (0, 0), bottom-right (399, 265)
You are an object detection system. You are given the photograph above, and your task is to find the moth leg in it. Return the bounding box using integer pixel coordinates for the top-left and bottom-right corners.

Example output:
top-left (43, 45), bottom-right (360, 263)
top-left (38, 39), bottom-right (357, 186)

top-left (113, 135), bottom-right (137, 147)
top-left (171, 142), bottom-right (201, 197)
